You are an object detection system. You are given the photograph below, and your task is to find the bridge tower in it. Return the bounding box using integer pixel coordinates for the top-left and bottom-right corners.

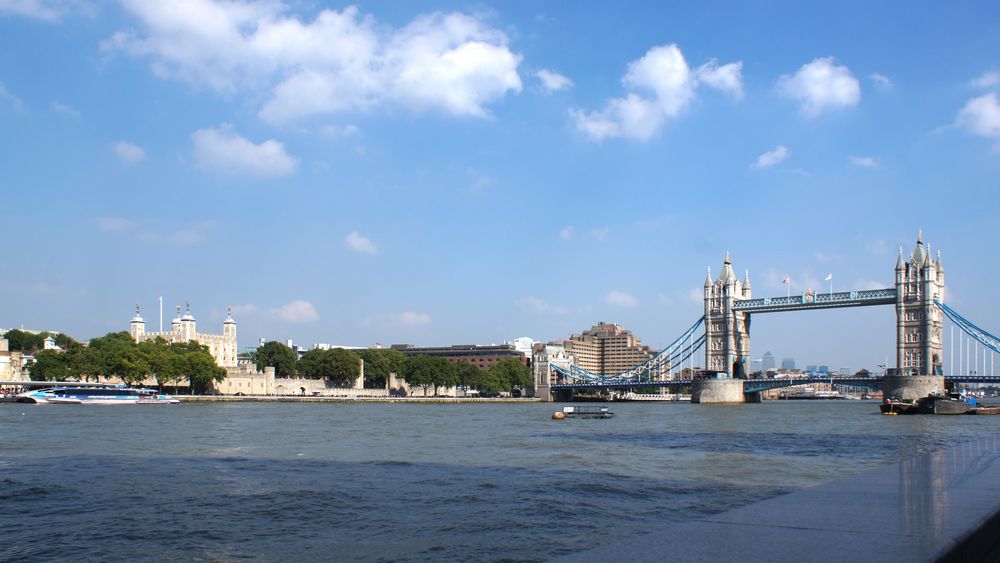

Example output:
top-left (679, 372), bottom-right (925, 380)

top-left (895, 232), bottom-right (944, 375)
top-left (704, 253), bottom-right (752, 377)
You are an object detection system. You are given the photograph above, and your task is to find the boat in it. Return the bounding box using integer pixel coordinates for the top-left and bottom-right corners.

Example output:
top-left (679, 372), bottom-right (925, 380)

top-left (560, 405), bottom-right (614, 419)
top-left (918, 391), bottom-right (976, 415)
top-left (16, 385), bottom-right (180, 405)
top-left (880, 397), bottom-right (919, 415)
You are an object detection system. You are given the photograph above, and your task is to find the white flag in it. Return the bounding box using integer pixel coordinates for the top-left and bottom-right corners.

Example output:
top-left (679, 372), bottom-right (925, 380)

top-left (824, 274), bottom-right (833, 281)
top-left (782, 277), bottom-right (790, 284)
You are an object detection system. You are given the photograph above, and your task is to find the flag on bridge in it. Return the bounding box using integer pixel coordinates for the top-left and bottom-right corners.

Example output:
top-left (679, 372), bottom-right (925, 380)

top-left (824, 274), bottom-right (833, 281)
top-left (782, 277), bottom-right (790, 284)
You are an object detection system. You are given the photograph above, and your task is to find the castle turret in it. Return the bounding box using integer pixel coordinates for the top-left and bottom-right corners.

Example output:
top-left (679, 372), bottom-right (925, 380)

top-left (130, 305), bottom-right (145, 340)
top-left (181, 301), bottom-right (196, 341)
top-left (223, 306), bottom-right (237, 338)
top-left (172, 305), bottom-right (183, 334)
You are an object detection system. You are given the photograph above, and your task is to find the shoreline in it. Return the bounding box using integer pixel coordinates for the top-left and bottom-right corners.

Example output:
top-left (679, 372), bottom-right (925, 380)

top-left (176, 395), bottom-right (544, 404)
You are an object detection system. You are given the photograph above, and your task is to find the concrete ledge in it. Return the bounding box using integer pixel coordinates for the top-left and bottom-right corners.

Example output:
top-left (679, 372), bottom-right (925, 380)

top-left (882, 374), bottom-right (946, 401)
top-left (691, 379), bottom-right (745, 404)
top-left (560, 436), bottom-right (1000, 562)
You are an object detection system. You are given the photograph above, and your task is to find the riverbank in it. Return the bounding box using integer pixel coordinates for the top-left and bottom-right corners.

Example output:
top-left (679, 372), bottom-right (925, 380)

top-left (177, 395), bottom-right (543, 404)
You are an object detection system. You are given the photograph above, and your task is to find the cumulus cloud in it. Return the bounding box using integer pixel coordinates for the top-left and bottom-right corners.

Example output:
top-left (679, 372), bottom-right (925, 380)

top-left (956, 93), bottom-right (1000, 144)
top-left (870, 72), bottom-right (892, 91)
top-left (849, 155), bottom-right (878, 167)
top-left (753, 145), bottom-right (790, 168)
top-left (106, 3), bottom-right (522, 124)
top-left (971, 71), bottom-right (1000, 89)
top-left (233, 300), bottom-right (319, 323)
top-left (389, 311), bottom-right (431, 326)
top-left (114, 141), bottom-right (146, 164)
top-left (319, 124), bottom-right (360, 138)
top-left (559, 226), bottom-right (575, 241)
top-left (517, 296), bottom-right (567, 315)
top-left (192, 124), bottom-right (298, 176)
top-left (272, 300), bottom-right (319, 323)
top-left (345, 231), bottom-right (378, 254)
top-left (571, 44), bottom-right (742, 141)
top-left (535, 69), bottom-right (572, 92)
top-left (0, 0), bottom-right (84, 21)
top-left (605, 290), bottom-right (638, 308)
top-left (0, 82), bottom-right (23, 110)
top-left (51, 101), bottom-right (79, 116)
top-left (777, 57), bottom-right (860, 116)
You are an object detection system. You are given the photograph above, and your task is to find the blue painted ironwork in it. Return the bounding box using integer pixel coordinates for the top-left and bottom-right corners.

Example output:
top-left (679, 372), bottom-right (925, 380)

top-left (935, 300), bottom-right (1000, 356)
top-left (550, 317), bottom-right (705, 386)
top-left (732, 288), bottom-right (896, 313)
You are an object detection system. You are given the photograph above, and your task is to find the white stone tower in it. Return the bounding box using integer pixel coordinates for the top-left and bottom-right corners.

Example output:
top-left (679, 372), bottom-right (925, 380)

top-left (223, 306), bottom-right (237, 339)
top-left (181, 302), bottom-right (196, 342)
top-left (895, 231), bottom-right (944, 375)
top-left (129, 305), bottom-right (145, 339)
top-left (704, 253), bottom-right (752, 377)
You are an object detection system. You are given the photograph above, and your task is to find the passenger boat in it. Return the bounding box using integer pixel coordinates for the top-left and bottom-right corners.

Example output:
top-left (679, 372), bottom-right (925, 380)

top-left (560, 405), bottom-right (614, 419)
top-left (16, 385), bottom-right (180, 405)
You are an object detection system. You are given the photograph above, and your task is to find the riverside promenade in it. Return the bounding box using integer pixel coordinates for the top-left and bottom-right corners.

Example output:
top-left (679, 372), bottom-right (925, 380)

top-left (562, 436), bottom-right (1000, 562)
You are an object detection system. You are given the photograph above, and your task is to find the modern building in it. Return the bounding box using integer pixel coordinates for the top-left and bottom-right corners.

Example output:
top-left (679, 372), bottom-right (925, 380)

top-left (130, 303), bottom-right (238, 368)
top-left (391, 344), bottom-right (529, 370)
top-left (559, 322), bottom-right (658, 377)
top-left (781, 357), bottom-right (796, 370)
top-left (762, 351), bottom-right (776, 373)
top-left (506, 336), bottom-right (536, 358)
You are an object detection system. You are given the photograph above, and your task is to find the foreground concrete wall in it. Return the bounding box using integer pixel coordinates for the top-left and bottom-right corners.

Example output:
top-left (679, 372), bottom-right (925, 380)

top-left (691, 379), bottom-right (745, 404)
top-left (880, 375), bottom-right (944, 400)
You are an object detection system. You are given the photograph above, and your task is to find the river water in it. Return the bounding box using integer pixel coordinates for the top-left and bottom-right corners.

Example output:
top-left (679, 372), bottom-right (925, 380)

top-left (2, 400), bottom-right (998, 561)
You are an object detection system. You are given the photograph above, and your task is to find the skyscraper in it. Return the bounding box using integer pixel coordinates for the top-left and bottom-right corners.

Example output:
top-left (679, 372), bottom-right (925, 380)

top-left (781, 357), bottom-right (795, 370)
top-left (762, 351), bottom-right (776, 373)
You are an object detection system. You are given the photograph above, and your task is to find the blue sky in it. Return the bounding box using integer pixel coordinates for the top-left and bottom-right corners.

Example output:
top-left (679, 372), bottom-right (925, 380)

top-left (1, 0), bottom-right (999, 371)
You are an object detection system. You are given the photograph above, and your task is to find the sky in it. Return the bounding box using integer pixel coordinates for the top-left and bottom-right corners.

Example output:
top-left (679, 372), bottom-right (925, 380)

top-left (1, 0), bottom-right (999, 371)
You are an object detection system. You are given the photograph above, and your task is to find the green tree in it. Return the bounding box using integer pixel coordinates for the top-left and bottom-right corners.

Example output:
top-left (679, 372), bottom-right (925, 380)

top-left (4, 329), bottom-right (45, 353)
top-left (72, 346), bottom-right (103, 382)
top-left (53, 333), bottom-right (78, 350)
top-left (255, 341), bottom-right (297, 377)
top-left (28, 349), bottom-right (72, 381)
top-left (138, 338), bottom-right (176, 387)
top-left (455, 362), bottom-right (483, 395)
top-left (298, 348), bottom-right (361, 387)
top-left (182, 350), bottom-right (226, 394)
top-left (488, 358), bottom-right (532, 392)
top-left (357, 348), bottom-right (406, 388)
top-left (403, 355), bottom-right (458, 395)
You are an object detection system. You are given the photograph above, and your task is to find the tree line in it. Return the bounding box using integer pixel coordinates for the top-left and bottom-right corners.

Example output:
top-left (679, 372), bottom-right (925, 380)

top-left (23, 331), bottom-right (225, 393)
top-left (252, 341), bottom-right (532, 395)
top-left (3, 329), bottom-right (77, 354)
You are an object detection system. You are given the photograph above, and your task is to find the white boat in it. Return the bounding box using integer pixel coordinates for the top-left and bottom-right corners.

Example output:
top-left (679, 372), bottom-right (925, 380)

top-left (16, 385), bottom-right (180, 405)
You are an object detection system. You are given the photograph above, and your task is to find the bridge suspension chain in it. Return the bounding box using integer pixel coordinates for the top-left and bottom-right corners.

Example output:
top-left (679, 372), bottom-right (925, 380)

top-left (936, 301), bottom-right (1000, 356)
top-left (549, 316), bottom-right (705, 384)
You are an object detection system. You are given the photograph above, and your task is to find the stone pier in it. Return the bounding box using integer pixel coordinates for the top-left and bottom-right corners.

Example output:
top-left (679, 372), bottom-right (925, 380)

top-left (691, 379), bottom-right (745, 404)
top-left (880, 375), bottom-right (944, 401)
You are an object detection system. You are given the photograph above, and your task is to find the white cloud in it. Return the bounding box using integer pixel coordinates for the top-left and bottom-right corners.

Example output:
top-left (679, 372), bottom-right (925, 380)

top-left (0, 82), bottom-right (23, 110)
top-left (687, 288), bottom-right (703, 304)
top-left (319, 124), bottom-right (359, 138)
top-left (345, 231), bottom-right (378, 254)
top-left (777, 57), bottom-right (860, 116)
top-left (192, 124), bottom-right (298, 176)
top-left (849, 155), bottom-right (878, 167)
top-left (271, 300), bottom-right (319, 323)
top-left (956, 93), bottom-right (1000, 144)
top-left (754, 145), bottom-right (790, 168)
top-left (51, 101), bottom-right (79, 116)
top-left (389, 311), bottom-right (431, 326)
top-left (559, 226), bottom-right (575, 241)
top-left (114, 141), bottom-right (146, 164)
top-left (0, 0), bottom-right (81, 21)
top-left (535, 69), bottom-right (572, 92)
top-left (108, 4), bottom-right (522, 124)
top-left (96, 216), bottom-right (136, 232)
top-left (167, 220), bottom-right (217, 245)
top-left (854, 279), bottom-right (888, 291)
top-left (591, 227), bottom-right (609, 241)
top-left (571, 44), bottom-right (742, 141)
top-left (870, 72), bottom-right (892, 91)
top-left (605, 290), bottom-right (638, 308)
top-left (230, 304), bottom-right (260, 316)
top-left (971, 71), bottom-right (1000, 89)
top-left (517, 296), bottom-right (567, 315)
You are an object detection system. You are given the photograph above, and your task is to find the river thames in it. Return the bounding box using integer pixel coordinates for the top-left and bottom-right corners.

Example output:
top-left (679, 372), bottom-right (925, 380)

top-left (2, 401), bottom-right (998, 560)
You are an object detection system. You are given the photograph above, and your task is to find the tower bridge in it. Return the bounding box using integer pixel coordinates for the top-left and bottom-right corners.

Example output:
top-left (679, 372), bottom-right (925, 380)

top-left (538, 233), bottom-right (1000, 402)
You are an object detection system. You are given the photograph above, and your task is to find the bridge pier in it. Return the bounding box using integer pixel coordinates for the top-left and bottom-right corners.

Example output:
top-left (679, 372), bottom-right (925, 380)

top-left (691, 379), bottom-right (745, 404)
top-left (880, 375), bottom-right (944, 401)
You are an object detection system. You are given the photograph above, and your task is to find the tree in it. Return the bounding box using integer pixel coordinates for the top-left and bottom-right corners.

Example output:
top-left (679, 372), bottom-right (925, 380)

top-left (255, 341), bottom-right (297, 377)
top-left (138, 338), bottom-right (176, 387)
top-left (29, 349), bottom-right (72, 381)
top-left (357, 348), bottom-right (406, 388)
top-left (4, 329), bottom-right (45, 353)
top-left (54, 333), bottom-right (78, 350)
top-left (402, 355), bottom-right (436, 395)
top-left (489, 358), bottom-right (532, 392)
top-left (298, 348), bottom-right (361, 386)
top-left (182, 350), bottom-right (226, 394)
top-left (456, 362), bottom-right (483, 395)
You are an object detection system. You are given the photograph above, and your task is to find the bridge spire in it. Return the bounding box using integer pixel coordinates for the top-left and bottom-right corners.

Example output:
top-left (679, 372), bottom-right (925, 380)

top-left (704, 266), bottom-right (712, 287)
top-left (896, 246), bottom-right (904, 271)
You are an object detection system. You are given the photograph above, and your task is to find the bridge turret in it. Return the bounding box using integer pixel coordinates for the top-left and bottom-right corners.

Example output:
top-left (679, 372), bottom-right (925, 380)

top-left (705, 253), bottom-right (751, 377)
top-left (896, 232), bottom-right (944, 376)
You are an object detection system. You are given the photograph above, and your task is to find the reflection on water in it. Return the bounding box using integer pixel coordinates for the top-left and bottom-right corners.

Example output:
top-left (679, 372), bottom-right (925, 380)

top-left (1, 401), bottom-right (997, 560)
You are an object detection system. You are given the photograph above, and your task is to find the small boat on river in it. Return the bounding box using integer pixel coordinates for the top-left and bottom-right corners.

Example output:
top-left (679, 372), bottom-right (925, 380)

top-left (880, 397), bottom-right (919, 415)
top-left (16, 385), bottom-right (179, 405)
top-left (918, 391), bottom-right (977, 415)
top-left (558, 405), bottom-right (614, 419)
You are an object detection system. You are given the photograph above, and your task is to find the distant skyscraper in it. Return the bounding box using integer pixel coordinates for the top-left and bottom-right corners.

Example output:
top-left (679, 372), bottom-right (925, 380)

top-left (818, 365), bottom-right (829, 374)
top-left (752, 358), bottom-right (763, 373)
top-left (762, 351), bottom-right (776, 373)
top-left (781, 357), bottom-right (795, 370)
top-left (806, 365), bottom-right (818, 373)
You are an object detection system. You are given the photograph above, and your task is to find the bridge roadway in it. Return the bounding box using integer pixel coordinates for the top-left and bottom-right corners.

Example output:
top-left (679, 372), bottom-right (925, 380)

top-left (550, 375), bottom-right (1000, 392)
